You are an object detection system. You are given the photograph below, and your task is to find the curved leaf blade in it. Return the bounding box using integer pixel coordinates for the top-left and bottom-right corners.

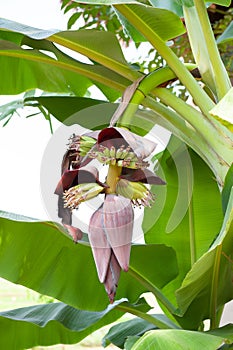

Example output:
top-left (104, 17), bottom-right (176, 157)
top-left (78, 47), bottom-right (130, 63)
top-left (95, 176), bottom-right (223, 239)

top-left (0, 301), bottom-right (123, 348)
top-left (206, 0), bottom-right (231, 5)
top-left (31, 97), bottom-right (154, 135)
top-left (50, 29), bottom-right (140, 80)
top-left (176, 188), bottom-right (233, 315)
top-left (51, 30), bottom-right (127, 65)
top-left (217, 21), bottom-right (233, 44)
top-left (114, 9), bottom-right (146, 43)
top-left (0, 29), bottom-right (24, 45)
top-left (67, 0), bottom-right (185, 41)
top-left (0, 18), bottom-right (140, 81)
top-left (114, 4), bottom-right (186, 42)
top-left (0, 40), bottom-right (91, 95)
top-left (177, 0), bottom-right (230, 5)
top-left (131, 329), bottom-right (224, 350)
top-left (148, 0), bottom-right (183, 17)
top-left (0, 18), bottom-right (59, 39)
top-left (143, 138), bottom-right (223, 327)
top-left (222, 164), bottom-right (233, 214)
top-left (26, 96), bottom-right (107, 124)
top-left (0, 100), bottom-right (24, 123)
top-left (209, 87), bottom-right (233, 127)
top-left (0, 40), bottom-right (130, 96)
top-left (183, 6), bottom-right (217, 95)
top-left (125, 336), bottom-right (140, 350)
top-left (144, 139), bottom-right (223, 285)
top-left (103, 314), bottom-right (179, 348)
top-left (103, 317), bottom-right (156, 348)
top-left (208, 324), bottom-right (233, 344)
top-left (0, 211), bottom-right (178, 312)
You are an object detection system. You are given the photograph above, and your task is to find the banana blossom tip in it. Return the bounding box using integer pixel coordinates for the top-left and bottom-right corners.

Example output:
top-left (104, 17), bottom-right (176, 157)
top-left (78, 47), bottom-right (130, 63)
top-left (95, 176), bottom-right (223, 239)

top-left (89, 194), bottom-right (133, 302)
top-left (55, 126), bottom-right (166, 302)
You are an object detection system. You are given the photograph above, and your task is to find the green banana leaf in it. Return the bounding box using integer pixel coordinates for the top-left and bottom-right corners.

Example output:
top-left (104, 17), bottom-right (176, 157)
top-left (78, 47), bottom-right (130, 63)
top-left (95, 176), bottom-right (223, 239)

top-left (0, 100), bottom-right (24, 124)
top-left (0, 39), bottom-right (130, 96)
top-left (222, 164), bottom-right (233, 214)
top-left (102, 317), bottom-right (156, 348)
top-left (0, 19), bottom-right (139, 81)
top-left (144, 138), bottom-right (223, 289)
top-left (143, 138), bottom-right (223, 327)
top-left (176, 188), bottom-right (233, 315)
top-left (26, 96), bottom-right (107, 125)
top-left (125, 336), bottom-right (140, 350)
top-left (113, 4), bottom-right (186, 42)
top-left (113, 9), bottom-right (146, 43)
top-left (0, 18), bottom-right (59, 40)
top-left (0, 5), bottom-right (187, 98)
top-left (210, 87), bottom-right (233, 127)
top-left (0, 19), bottom-right (133, 97)
top-left (70, 0), bottom-right (231, 15)
top-left (25, 95), bottom-right (154, 134)
top-left (50, 30), bottom-right (136, 79)
top-left (208, 0), bottom-right (231, 4)
top-left (208, 324), bottom-right (233, 343)
top-left (0, 40), bottom-right (92, 96)
top-left (217, 21), bottom-right (233, 44)
top-left (177, 0), bottom-right (230, 5)
top-left (148, 0), bottom-right (183, 16)
top-left (183, 6), bottom-right (217, 95)
top-left (148, 0), bottom-right (227, 16)
top-left (0, 94), bottom-right (154, 136)
top-left (103, 313), bottom-right (179, 348)
top-left (0, 298), bottom-right (150, 349)
top-left (65, 0), bottom-right (186, 43)
top-left (130, 329), bottom-right (225, 350)
top-left (0, 211), bottom-right (178, 312)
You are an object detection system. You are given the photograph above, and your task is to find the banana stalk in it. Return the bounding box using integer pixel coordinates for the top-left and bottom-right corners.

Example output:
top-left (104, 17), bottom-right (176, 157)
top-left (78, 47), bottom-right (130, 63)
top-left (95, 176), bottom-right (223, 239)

top-left (188, 1), bottom-right (231, 100)
top-left (116, 65), bottom-right (232, 185)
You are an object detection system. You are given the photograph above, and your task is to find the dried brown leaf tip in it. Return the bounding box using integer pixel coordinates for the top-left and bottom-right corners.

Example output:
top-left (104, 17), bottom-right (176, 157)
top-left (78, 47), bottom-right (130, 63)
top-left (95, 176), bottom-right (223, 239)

top-left (55, 126), bottom-right (166, 302)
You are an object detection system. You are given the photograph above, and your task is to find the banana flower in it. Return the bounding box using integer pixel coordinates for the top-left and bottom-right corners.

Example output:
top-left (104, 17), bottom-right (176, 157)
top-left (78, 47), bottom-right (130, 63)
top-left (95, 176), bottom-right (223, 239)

top-left (55, 126), bottom-right (165, 302)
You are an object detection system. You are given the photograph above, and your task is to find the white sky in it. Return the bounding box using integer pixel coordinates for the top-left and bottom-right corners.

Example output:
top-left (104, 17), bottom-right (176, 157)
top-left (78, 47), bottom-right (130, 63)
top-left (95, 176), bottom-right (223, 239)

top-left (0, 0), bottom-right (142, 220)
top-left (1, 0), bottom-right (69, 29)
top-left (0, 0), bottom-right (70, 219)
top-left (0, 0), bottom-right (155, 222)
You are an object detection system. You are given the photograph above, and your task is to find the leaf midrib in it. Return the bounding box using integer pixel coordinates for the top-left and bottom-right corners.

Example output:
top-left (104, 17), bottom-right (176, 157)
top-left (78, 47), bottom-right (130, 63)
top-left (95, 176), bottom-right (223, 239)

top-left (0, 49), bottom-right (128, 91)
top-left (50, 33), bottom-right (141, 81)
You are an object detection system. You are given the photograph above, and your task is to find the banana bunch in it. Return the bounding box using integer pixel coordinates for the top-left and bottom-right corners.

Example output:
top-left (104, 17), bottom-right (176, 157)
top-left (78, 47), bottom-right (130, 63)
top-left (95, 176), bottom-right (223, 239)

top-left (116, 179), bottom-right (154, 207)
top-left (63, 183), bottom-right (104, 210)
top-left (68, 134), bottom-right (97, 157)
top-left (88, 145), bottom-right (149, 169)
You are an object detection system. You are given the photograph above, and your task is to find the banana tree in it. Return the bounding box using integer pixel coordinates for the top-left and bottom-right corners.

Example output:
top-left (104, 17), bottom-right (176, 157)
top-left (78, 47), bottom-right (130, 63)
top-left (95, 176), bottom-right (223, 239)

top-left (0, 0), bottom-right (233, 349)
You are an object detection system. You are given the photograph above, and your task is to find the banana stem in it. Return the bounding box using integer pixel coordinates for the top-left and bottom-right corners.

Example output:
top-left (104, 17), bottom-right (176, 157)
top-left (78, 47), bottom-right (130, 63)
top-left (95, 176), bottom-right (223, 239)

top-left (114, 4), bottom-right (215, 116)
top-left (140, 97), bottom-right (228, 185)
top-left (118, 64), bottom-right (196, 127)
top-left (183, 6), bottom-right (216, 97)
top-left (117, 64), bottom-right (232, 184)
top-left (192, 0), bottom-right (231, 100)
top-left (106, 165), bottom-right (122, 193)
top-left (152, 88), bottom-right (232, 184)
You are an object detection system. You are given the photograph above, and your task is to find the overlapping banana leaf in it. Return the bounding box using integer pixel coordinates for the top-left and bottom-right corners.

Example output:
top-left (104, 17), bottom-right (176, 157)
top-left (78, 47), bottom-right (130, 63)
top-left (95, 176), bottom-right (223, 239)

top-left (0, 211), bottom-right (178, 312)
